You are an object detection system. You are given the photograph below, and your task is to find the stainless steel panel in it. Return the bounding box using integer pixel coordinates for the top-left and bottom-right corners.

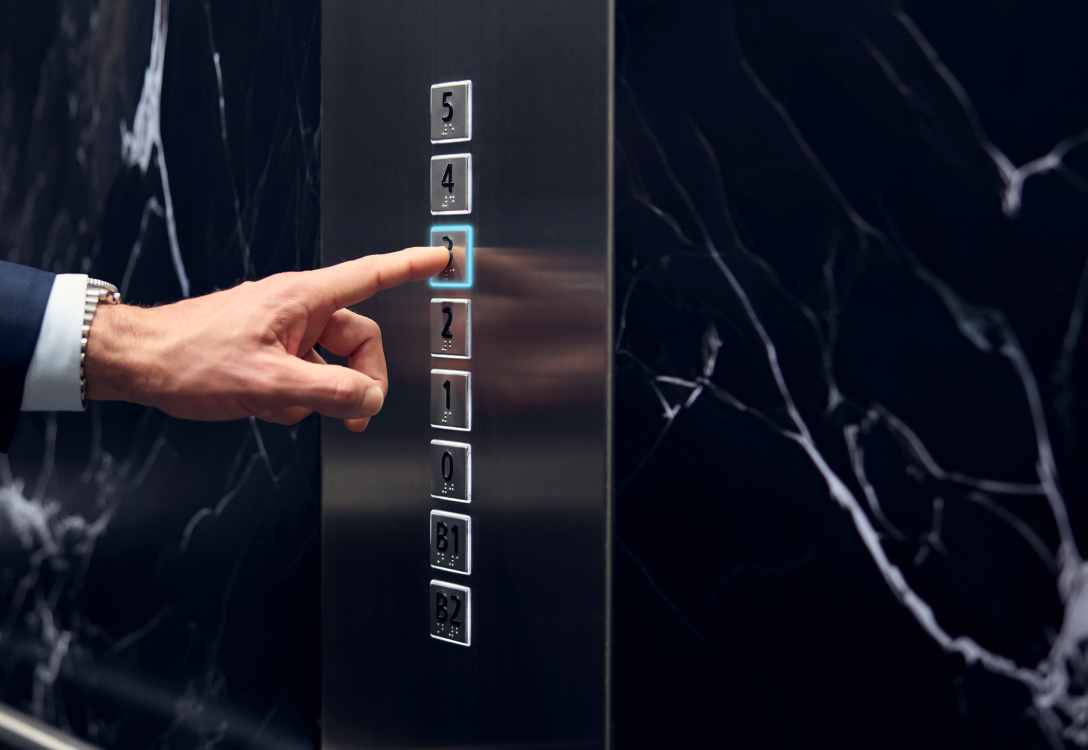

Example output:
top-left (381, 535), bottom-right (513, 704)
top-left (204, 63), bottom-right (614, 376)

top-left (430, 298), bottom-right (472, 358)
top-left (430, 154), bottom-right (472, 214)
top-left (429, 226), bottom-right (473, 287)
top-left (431, 440), bottom-right (472, 502)
top-left (430, 80), bottom-right (472, 143)
top-left (322, 0), bottom-right (612, 747)
top-left (431, 510), bottom-right (473, 575)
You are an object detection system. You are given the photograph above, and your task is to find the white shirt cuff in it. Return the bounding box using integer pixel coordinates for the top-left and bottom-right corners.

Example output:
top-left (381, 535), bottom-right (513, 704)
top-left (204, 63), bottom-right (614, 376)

top-left (21, 274), bottom-right (88, 412)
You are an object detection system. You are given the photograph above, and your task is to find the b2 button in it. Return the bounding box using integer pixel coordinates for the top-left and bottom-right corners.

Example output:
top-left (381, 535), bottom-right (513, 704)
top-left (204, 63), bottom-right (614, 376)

top-left (430, 580), bottom-right (471, 646)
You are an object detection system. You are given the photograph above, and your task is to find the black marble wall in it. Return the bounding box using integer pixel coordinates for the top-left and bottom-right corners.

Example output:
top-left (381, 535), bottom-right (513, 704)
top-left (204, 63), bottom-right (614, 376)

top-left (0, 1), bottom-right (320, 748)
top-left (613, 1), bottom-right (1088, 748)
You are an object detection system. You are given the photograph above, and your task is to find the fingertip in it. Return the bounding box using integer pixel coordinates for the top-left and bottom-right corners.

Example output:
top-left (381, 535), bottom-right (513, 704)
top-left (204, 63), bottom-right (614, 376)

top-left (344, 417), bottom-right (370, 432)
top-left (363, 385), bottom-right (385, 415)
top-left (404, 245), bottom-right (455, 277)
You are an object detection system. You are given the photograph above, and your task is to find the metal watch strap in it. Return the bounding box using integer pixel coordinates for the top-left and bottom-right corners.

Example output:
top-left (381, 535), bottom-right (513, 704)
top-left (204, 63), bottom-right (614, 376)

top-left (81, 279), bottom-right (122, 408)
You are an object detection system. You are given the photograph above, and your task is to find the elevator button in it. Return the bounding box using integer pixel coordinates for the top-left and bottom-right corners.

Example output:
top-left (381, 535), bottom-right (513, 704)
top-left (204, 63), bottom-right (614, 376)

top-left (429, 226), bottom-right (473, 288)
top-left (430, 80), bottom-right (472, 143)
top-left (431, 299), bottom-right (471, 358)
top-left (431, 154), bottom-right (472, 215)
top-left (430, 510), bottom-right (471, 575)
top-left (430, 580), bottom-right (471, 646)
top-left (431, 440), bottom-right (471, 502)
top-left (431, 369), bottom-right (471, 431)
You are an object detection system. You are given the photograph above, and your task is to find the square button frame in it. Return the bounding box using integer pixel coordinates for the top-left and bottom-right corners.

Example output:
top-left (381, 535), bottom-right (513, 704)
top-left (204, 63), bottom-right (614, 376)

top-left (430, 80), bottom-right (472, 144)
top-left (430, 439), bottom-right (471, 502)
top-left (430, 580), bottom-right (472, 646)
top-left (430, 510), bottom-right (472, 575)
top-left (429, 225), bottom-right (474, 289)
top-left (430, 369), bottom-right (471, 431)
top-left (430, 154), bottom-right (472, 215)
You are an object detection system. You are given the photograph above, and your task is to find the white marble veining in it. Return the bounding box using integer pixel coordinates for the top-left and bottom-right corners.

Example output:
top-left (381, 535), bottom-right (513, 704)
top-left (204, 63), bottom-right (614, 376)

top-left (617, 6), bottom-right (1088, 745)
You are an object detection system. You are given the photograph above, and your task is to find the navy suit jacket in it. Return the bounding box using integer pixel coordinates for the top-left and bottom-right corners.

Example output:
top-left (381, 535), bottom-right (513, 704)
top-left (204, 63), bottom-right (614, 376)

top-left (0, 261), bottom-right (55, 453)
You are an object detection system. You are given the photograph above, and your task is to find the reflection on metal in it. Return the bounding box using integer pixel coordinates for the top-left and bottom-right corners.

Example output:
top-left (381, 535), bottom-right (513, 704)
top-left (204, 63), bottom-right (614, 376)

top-left (0, 703), bottom-right (101, 750)
top-left (323, 0), bottom-right (613, 746)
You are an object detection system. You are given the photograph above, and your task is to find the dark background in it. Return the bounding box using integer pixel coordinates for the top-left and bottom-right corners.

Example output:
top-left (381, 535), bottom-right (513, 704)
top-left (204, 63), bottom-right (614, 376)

top-left (0, 0), bottom-right (320, 748)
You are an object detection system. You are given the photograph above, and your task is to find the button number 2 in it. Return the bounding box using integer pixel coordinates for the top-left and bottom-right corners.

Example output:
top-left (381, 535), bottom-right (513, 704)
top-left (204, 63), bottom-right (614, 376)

top-left (441, 306), bottom-right (454, 339)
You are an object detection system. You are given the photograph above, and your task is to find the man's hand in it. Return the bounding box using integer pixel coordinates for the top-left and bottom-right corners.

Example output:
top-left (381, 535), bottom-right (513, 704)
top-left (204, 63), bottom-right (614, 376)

top-left (84, 246), bottom-right (451, 432)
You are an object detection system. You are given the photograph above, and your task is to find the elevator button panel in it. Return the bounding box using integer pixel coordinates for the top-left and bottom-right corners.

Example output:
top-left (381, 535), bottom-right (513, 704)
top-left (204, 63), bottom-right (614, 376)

top-left (430, 580), bottom-right (471, 646)
top-left (429, 226), bottom-right (474, 288)
top-left (431, 369), bottom-right (471, 431)
top-left (431, 299), bottom-right (471, 358)
top-left (431, 154), bottom-right (472, 214)
top-left (430, 80), bottom-right (472, 143)
top-left (430, 510), bottom-right (472, 575)
top-left (431, 440), bottom-right (470, 502)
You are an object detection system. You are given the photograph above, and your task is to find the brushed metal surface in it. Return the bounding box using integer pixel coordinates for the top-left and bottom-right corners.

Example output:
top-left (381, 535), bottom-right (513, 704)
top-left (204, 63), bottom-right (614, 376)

top-left (322, 0), bottom-right (612, 747)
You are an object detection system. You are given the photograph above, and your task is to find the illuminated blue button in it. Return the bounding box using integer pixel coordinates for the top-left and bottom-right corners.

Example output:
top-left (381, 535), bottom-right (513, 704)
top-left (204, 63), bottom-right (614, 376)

top-left (429, 225), bottom-right (474, 289)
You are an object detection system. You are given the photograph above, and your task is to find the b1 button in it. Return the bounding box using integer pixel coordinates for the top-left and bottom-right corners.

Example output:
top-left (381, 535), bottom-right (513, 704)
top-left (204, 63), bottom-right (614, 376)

top-left (430, 154), bottom-right (472, 215)
top-left (431, 369), bottom-right (471, 431)
top-left (431, 299), bottom-right (470, 358)
top-left (429, 226), bottom-right (473, 288)
top-left (431, 440), bottom-right (470, 502)
top-left (430, 580), bottom-right (471, 646)
top-left (430, 510), bottom-right (471, 575)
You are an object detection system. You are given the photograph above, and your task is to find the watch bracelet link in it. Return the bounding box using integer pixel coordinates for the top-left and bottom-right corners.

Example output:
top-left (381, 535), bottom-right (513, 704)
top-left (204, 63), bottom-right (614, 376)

top-left (81, 279), bottom-right (122, 408)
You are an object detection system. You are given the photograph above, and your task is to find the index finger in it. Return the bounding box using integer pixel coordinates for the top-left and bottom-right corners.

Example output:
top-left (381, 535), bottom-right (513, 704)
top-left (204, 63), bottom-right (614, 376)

top-left (309, 246), bottom-right (451, 311)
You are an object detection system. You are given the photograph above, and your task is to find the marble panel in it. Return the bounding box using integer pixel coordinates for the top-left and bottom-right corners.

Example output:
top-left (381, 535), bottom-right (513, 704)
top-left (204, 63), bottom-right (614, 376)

top-left (613, 1), bottom-right (1088, 748)
top-left (0, 0), bottom-right (320, 748)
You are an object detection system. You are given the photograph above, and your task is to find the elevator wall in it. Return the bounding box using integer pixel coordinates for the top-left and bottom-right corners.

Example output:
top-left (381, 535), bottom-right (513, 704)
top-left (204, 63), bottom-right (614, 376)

top-left (613, 1), bottom-right (1088, 748)
top-left (0, 1), bottom-right (321, 748)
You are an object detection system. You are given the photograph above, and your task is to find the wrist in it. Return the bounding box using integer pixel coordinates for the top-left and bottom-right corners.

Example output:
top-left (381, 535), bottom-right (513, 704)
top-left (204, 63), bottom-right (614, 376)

top-left (84, 304), bottom-right (161, 404)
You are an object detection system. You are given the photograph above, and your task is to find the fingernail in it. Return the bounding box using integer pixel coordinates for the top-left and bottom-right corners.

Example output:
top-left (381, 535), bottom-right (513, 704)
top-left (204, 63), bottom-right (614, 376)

top-left (364, 386), bottom-right (385, 415)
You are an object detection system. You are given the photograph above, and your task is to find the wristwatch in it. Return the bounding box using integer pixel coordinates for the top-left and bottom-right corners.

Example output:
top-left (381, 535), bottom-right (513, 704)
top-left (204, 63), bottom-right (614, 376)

top-left (81, 279), bottom-right (122, 408)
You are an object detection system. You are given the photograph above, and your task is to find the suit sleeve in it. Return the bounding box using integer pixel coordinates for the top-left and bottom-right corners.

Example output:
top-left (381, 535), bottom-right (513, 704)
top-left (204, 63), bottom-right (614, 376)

top-left (0, 261), bottom-right (56, 453)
